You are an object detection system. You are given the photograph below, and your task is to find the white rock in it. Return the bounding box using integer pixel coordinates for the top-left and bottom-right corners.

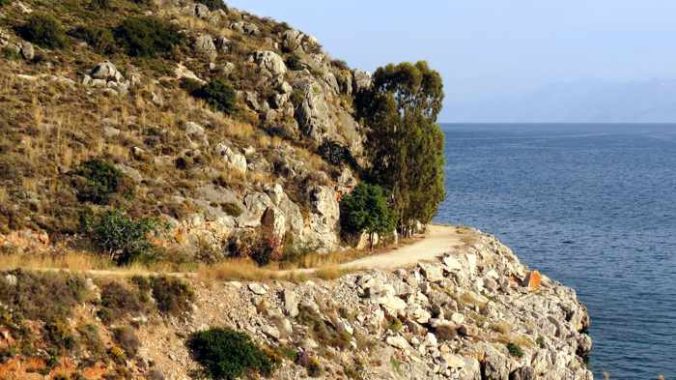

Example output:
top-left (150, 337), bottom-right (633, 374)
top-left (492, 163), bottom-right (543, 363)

top-left (451, 313), bottom-right (466, 324)
top-left (386, 335), bottom-right (410, 350)
top-left (419, 263), bottom-right (444, 283)
top-left (248, 283), bottom-right (267, 295)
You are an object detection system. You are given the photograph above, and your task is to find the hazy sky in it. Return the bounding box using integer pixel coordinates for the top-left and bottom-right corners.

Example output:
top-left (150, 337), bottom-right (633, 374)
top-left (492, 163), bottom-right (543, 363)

top-left (227, 0), bottom-right (676, 121)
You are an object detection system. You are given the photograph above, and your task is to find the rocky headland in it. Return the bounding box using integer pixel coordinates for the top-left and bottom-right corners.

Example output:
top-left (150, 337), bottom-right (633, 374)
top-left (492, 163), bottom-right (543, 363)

top-left (140, 228), bottom-right (593, 380)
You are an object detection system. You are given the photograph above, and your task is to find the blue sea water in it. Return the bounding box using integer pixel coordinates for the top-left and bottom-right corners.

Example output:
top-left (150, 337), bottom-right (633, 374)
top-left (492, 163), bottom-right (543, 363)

top-left (435, 123), bottom-right (676, 379)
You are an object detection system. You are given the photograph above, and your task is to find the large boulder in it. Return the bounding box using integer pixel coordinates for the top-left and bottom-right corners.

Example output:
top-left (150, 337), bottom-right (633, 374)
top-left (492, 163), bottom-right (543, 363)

top-left (261, 206), bottom-right (286, 243)
top-left (353, 69), bottom-right (372, 92)
top-left (237, 192), bottom-right (273, 228)
top-left (214, 143), bottom-right (247, 173)
top-left (194, 34), bottom-right (217, 60)
top-left (295, 80), bottom-right (332, 143)
top-left (481, 345), bottom-right (509, 380)
top-left (253, 51), bottom-right (287, 82)
top-left (20, 41), bottom-right (34, 60)
top-left (282, 29), bottom-right (304, 52)
top-left (90, 61), bottom-right (122, 81)
top-left (301, 186), bottom-right (339, 253)
top-left (83, 61), bottom-right (131, 95)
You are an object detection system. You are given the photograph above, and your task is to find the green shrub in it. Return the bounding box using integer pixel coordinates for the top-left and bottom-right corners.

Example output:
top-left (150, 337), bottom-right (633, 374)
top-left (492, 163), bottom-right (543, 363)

top-left (193, 79), bottom-right (237, 114)
top-left (70, 26), bottom-right (116, 54)
top-left (114, 16), bottom-right (184, 57)
top-left (285, 54), bottom-right (304, 71)
top-left (146, 276), bottom-right (194, 318)
top-left (0, 0), bottom-right (11, 7)
top-left (220, 203), bottom-right (243, 217)
top-left (18, 14), bottom-right (68, 49)
top-left (2, 46), bottom-right (21, 60)
top-left (340, 182), bottom-right (396, 236)
top-left (0, 270), bottom-right (86, 322)
top-left (86, 209), bottom-right (158, 265)
top-left (113, 326), bottom-right (140, 357)
top-left (187, 328), bottom-right (275, 380)
top-left (98, 281), bottom-right (146, 323)
top-left (318, 140), bottom-right (357, 167)
top-left (74, 159), bottom-right (126, 204)
top-left (506, 342), bottom-right (524, 358)
top-left (250, 240), bottom-right (274, 267)
top-left (88, 0), bottom-right (111, 9)
top-left (179, 77), bottom-right (204, 93)
top-left (197, 0), bottom-right (228, 11)
top-left (45, 320), bottom-right (77, 351)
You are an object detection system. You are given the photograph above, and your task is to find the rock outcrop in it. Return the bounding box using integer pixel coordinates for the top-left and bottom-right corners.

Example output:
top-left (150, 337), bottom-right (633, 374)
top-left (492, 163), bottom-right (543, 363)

top-left (140, 230), bottom-right (593, 380)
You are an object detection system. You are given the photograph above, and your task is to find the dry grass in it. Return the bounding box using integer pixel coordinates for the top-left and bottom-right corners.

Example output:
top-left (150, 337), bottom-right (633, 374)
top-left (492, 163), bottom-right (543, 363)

top-left (0, 251), bottom-right (113, 272)
top-left (287, 238), bottom-right (418, 270)
top-left (197, 259), bottom-right (356, 283)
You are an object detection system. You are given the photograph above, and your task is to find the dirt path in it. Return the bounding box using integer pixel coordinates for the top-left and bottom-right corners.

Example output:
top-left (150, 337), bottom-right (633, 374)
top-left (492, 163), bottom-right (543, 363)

top-left (339, 224), bottom-right (471, 271)
top-left (17, 225), bottom-right (473, 278)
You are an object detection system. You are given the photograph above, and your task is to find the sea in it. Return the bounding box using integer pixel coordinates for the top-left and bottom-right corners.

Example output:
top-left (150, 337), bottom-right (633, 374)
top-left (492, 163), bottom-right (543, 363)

top-left (435, 123), bottom-right (676, 379)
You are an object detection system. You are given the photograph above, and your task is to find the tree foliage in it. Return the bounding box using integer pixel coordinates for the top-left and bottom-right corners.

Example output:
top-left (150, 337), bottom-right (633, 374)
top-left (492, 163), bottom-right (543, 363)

top-left (340, 182), bottom-right (395, 235)
top-left (85, 209), bottom-right (158, 265)
top-left (356, 61), bottom-right (445, 230)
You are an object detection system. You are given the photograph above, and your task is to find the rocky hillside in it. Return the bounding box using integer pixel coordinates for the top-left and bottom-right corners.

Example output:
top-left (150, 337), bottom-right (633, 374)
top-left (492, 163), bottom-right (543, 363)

top-left (0, 227), bottom-right (594, 379)
top-left (0, 0), bottom-right (368, 261)
top-left (146, 229), bottom-right (592, 380)
top-left (0, 229), bottom-right (593, 379)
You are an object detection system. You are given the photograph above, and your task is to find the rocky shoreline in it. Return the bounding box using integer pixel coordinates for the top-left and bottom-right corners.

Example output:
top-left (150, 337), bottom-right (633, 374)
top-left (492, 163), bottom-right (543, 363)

top-left (141, 229), bottom-right (593, 379)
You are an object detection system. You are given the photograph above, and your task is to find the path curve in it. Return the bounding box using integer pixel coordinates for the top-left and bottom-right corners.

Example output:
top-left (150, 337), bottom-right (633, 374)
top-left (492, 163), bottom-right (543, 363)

top-left (19, 225), bottom-right (472, 278)
top-left (339, 224), bottom-right (470, 271)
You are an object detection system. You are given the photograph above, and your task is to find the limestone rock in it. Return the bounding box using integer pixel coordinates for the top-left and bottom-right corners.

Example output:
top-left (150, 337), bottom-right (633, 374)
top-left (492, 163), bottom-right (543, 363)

top-left (19, 41), bottom-right (34, 60)
top-left (254, 51), bottom-right (287, 82)
top-left (295, 80), bottom-right (332, 143)
top-left (353, 69), bottom-right (372, 92)
top-left (510, 367), bottom-right (535, 380)
top-left (248, 283), bottom-right (267, 295)
top-left (214, 143), bottom-right (247, 173)
top-left (261, 206), bottom-right (286, 243)
top-left (193, 3), bottom-right (210, 19)
top-left (194, 34), bottom-right (217, 60)
top-left (282, 29), bottom-right (304, 52)
top-left (386, 335), bottom-right (410, 350)
top-left (282, 289), bottom-right (299, 318)
top-left (302, 186), bottom-right (340, 253)
top-left (419, 263), bottom-right (444, 283)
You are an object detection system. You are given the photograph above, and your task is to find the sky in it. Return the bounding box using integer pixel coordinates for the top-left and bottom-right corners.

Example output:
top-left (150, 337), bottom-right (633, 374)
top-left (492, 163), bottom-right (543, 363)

top-left (227, 0), bottom-right (676, 122)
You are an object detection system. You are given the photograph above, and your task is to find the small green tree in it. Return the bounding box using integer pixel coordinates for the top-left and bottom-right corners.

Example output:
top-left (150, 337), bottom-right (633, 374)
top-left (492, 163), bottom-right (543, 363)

top-left (74, 159), bottom-right (125, 204)
top-left (356, 61), bottom-right (445, 232)
top-left (19, 14), bottom-right (68, 49)
top-left (114, 16), bottom-right (184, 57)
top-left (193, 79), bottom-right (237, 114)
top-left (70, 26), bottom-right (116, 54)
top-left (340, 183), bottom-right (395, 236)
top-left (86, 209), bottom-right (158, 265)
top-left (187, 328), bottom-right (276, 380)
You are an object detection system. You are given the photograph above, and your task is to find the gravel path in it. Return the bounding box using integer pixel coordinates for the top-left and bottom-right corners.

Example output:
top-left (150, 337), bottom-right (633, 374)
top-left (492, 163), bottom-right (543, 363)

top-left (340, 224), bottom-right (470, 271)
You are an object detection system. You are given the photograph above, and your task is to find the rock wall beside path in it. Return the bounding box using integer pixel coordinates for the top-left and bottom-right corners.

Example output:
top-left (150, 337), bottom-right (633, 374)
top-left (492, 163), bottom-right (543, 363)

top-left (141, 229), bottom-right (593, 380)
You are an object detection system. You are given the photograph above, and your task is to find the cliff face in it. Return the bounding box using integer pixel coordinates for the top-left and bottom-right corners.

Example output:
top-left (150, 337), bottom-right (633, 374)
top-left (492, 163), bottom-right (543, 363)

top-left (141, 229), bottom-right (593, 380)
top-left (0, 0), bottom-right (366, 257)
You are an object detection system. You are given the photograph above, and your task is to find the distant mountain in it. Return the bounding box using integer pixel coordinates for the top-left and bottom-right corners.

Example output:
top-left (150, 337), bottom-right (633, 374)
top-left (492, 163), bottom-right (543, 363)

top-left (445, 79), bottom-right (676, 123)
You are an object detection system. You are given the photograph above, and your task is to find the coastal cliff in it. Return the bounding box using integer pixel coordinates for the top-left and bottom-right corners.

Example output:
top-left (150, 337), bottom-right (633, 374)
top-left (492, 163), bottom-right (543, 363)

top-left (140, 229), bottom-right (593, 380)
top-left (0, 1), bottom-right (592, 378)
